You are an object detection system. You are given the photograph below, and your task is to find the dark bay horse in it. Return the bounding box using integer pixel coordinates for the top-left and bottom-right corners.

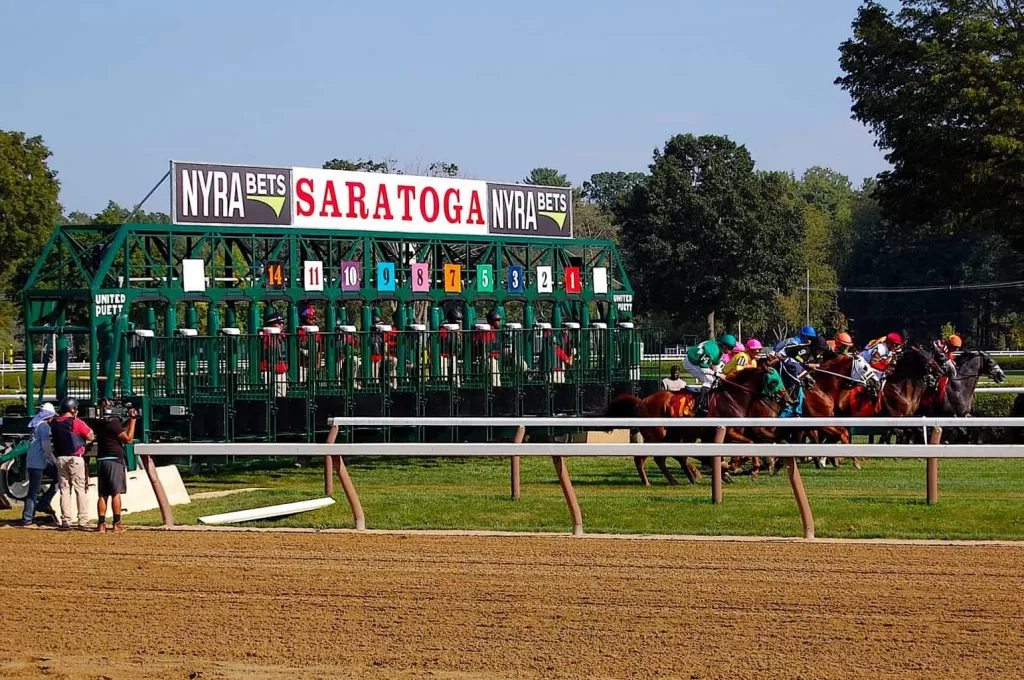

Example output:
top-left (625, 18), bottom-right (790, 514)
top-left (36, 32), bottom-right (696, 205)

top-left (921, 351), bottom-right (1005, 417)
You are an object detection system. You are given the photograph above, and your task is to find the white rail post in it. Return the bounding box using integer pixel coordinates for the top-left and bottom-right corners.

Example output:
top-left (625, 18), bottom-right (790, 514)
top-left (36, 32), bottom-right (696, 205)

top-left (712, 426), bottom-right (725, 504)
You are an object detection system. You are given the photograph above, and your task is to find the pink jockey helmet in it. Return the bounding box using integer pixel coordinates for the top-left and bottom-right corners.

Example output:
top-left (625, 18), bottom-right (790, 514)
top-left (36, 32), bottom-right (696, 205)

top-left (733, 342), bottom-right (746, 353)
top-left (745, 338), bottom-right (763, 351)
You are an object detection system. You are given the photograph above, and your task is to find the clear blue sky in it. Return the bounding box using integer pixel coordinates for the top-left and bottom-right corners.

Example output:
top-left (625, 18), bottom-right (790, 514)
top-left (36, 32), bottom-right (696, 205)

top-left (1, 0), bottom-right (886, 216)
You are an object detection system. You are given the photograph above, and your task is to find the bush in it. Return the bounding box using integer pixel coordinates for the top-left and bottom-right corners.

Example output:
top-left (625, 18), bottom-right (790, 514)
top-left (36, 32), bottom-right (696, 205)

top-left (973, 393), bottom-right (1015, 417)
top-left (989, 355), bottom-right (1024, 371)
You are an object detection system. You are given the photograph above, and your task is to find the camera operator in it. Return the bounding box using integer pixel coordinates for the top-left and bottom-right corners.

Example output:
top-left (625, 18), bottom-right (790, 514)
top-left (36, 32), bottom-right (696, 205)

top-left (93, 398), bottom-right (137, 533)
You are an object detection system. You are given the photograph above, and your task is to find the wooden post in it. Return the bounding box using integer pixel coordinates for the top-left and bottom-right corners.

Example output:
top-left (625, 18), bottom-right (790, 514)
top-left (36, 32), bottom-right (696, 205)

top-left (324, 454), bottom-right (334, 496)
top-left (927, 426), bottom-right (942, 505)
top-left (786, 457), bottom-right (815, 539)
top-left (552, 456), bottom-right (583, 536)
top-left (511, 426), bottom-right (524, 501)
top-left (712, 426), bottom-right (725, 504)
top-left (326, 425), bottom-right (365, 530)
top-left (140, 454), bottom-right (174, 527)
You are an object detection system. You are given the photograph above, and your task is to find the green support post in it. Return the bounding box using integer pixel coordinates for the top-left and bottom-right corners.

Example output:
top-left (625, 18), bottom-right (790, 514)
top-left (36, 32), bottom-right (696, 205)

top-left (248, 303), bottom-right (260, 387)
top-left (56, 310), bottom-right (68, 402)
top-left (325, 305), bottom-right (338, 381)
top-left (88, 305), bottom-right (100, 403)
top-left (360, 304), bottom-right (372, 381)
top-left (524, 304), bottom-right (535, 370)
top-left (164, 303), bottom-right (177, 394)
top-left (225, 303), bottom-right (237, 328)
top-left (119, 313), bottom-right (132, 397)
top-left (287, 302), bottom-right (299, 382)
top-left (144, 308), bottom-right (157, 395)
top-left (186, 304), bottom-right (198, 377)
top-left (208, 304), bottom-right (221, 388)
top-left (429, 304), bottom-right (440, 379)
top-left (462, 304), bottom-right (474, 386)
top-left (396, 302), bottom-right (407, 379)
top-left (24, 303), bottom-right (34, 409)
top-left (580, 304), bottom-right (591, 377)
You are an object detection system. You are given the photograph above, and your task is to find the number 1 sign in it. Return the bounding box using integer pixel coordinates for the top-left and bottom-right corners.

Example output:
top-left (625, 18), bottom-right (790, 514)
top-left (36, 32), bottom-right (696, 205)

top-left (565, 266), bottom-right (581, 294)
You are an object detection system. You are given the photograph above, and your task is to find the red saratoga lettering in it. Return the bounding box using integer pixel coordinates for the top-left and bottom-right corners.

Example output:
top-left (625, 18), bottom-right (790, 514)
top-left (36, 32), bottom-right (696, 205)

top-left (421, 187), bottom-right (440, 223)
top-left (397, 185), bottom-right (416, 221)
top-left (467, 190), bottom-right (485, 225)
top-left (320, 180), bottom-right (342, 218)
top-left (443, 188), bottom-right (461, 223)
top-left (296, 178), bottom-right (315, 217)
top-left (373, 183), bottom-right (393, 220)
top-left (346, 182), bottom-right (368, 219)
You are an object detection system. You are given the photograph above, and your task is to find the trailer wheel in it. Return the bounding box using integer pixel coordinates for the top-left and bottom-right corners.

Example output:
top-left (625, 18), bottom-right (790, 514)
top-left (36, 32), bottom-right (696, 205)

top-left (0, 457), bottom-right (30, 505)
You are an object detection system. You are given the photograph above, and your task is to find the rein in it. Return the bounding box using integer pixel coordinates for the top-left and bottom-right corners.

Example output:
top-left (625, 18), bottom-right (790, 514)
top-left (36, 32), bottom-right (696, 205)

top-left (809, 365), bottom-right (867, 385)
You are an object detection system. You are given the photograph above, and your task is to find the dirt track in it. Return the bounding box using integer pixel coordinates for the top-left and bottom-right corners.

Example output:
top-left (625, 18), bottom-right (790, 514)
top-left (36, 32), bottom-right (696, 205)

top-left (1, 530), bottom-right (1022, 679)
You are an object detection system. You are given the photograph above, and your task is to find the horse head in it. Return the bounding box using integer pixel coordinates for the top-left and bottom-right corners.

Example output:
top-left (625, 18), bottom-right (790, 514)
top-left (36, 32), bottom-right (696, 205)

top-left (977, 351), bottom-right (1006, 383)
top-left (891, 344), bottom-right (950, 382)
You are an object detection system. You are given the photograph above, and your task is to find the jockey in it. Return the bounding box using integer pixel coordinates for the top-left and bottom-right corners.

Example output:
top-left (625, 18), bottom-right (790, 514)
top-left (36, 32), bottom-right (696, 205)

top-left (683, 339), bottom-right (723, 388)
top-left (851, 333), bottom-right (901, 392)
top-left (744, 338), bottom-right (764, 360)
top-left (771, 326), bottom-right (817, 387)
top-left (719, 333), bottom-right (739, 364)
top-left (722, 341), bottom-right (754, 375)
top-left (938, 334), bottom-right (962, 361)
top-left (834, 332), bottom-right (855, 356)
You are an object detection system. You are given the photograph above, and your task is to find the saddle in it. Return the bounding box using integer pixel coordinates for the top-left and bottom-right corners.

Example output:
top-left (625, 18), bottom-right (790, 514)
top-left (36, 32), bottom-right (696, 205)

top-left (919, 375), bottom-right (949, 409)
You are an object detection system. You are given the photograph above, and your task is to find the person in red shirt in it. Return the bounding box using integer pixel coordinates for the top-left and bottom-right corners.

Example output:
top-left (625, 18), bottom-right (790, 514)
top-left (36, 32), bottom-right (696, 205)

top-left (297, 304), bottom-right (323, 380)
top-left (475, 309), bottom-right (503, 386)
top-left (51, 397), bottom-right (95, 531)
top-left (439, 307), bottom-right (463, 385)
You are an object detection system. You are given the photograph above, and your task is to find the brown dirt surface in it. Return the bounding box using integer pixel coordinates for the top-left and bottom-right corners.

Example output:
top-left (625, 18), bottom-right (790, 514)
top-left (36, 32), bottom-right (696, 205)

top-left (1, 529), bottom-right (1022, 679)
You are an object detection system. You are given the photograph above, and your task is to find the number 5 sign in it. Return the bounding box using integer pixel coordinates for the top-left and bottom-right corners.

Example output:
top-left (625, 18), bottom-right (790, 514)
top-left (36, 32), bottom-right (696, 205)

top-left (303, 261), bottom-right (324, 292)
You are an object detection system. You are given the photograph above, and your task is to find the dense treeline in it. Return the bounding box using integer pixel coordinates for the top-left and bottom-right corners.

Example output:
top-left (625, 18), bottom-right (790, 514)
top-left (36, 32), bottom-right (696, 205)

top-left (2, 0), bottom-right (1023, 349)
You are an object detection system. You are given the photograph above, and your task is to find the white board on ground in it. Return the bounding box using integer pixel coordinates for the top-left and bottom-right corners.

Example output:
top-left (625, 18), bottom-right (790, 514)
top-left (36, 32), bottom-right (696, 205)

top-left (198, 497), bottom-right (336, 525)
top-left (48, 464), bottom-right (190, 518)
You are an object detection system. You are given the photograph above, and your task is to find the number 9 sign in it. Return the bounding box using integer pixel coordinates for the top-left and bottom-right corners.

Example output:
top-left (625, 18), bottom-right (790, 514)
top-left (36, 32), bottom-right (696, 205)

top-left (507, 265), bottom-right (524, 293)
top-left (377, 262), bottom-right (396, 292)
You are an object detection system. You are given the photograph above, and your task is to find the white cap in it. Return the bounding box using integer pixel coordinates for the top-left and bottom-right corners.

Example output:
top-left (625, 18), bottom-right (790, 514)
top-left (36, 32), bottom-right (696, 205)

top-left (40, 403), bottom-right (56, 415)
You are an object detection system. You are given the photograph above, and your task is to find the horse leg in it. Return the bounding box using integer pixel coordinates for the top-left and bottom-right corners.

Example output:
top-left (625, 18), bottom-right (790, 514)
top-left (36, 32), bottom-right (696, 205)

top-left (673, 456), bottom-right (700, 484)
top-left (654, 457), bottom-right (679, 486)
top-left (634, 456), bottom-right (651, 487)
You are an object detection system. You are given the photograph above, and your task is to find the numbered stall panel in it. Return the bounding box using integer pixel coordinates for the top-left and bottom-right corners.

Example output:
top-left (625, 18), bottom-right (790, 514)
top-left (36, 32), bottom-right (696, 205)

top-left (444, 263), bottom-right (462, 293)
top-left (565, 266), bottom-right (581, 294)
top-left (536, 265), bottom-right (553, 293)
top-left (411, 262), bottom-right (430, 292)
top-left (340, 261), bottom-right (361, 291)
top-left (476, 264), bottom-right (493, 293)
top-left (377, 262), bottom-right (396, 292)
top-left (303, 260), bottom-right (324, 292)
top-left (507, 265), bottom-right (525, 293)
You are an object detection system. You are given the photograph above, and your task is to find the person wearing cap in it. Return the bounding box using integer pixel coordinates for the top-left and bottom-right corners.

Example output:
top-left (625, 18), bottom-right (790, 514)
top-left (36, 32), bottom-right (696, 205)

top-left (683, 338), bottom-right (723, 388)
top-left (260, 310), bottom-right (288, 397)
top-left (771, 326), bottom-right (818, 389)
top-left (719, 333), bottom-right (739, 365)
top-left (834, 332), bottom-right (855, 356)
top-left (662, 365), bottom-right (688, 392)
top-left (51, 397), bottom-right (95, 531)
top-left (474, 309), bottom-right (504, 386)
top-left (722, 341), bottom-right (755, 375)
top-left (938, 334), bottom-right (962, 361)
top-left (92, 398), bottom-right (137, 533)
top-left (297, 304), bottom-right (322, 381)
top-left (21, 403), bottom-right (59, 527)
top-left (369, 312), bottom-right (398, 387)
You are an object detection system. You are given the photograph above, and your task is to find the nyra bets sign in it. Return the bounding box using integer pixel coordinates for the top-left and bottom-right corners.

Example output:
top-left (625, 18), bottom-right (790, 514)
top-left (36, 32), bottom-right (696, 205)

top-left (170, 161), bottom-right (573, 238)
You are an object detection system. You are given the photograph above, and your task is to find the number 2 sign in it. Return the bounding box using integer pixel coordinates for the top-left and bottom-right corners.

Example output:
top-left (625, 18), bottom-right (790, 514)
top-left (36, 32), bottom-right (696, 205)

top-left (536, 266), bottom-right (553, 293)
top-left (303, 261), bottom-right (324, 292)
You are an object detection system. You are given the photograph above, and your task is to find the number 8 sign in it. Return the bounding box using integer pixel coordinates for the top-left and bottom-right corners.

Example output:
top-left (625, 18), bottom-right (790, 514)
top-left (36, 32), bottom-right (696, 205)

top-left (411, 262), bottom-right (430, 292)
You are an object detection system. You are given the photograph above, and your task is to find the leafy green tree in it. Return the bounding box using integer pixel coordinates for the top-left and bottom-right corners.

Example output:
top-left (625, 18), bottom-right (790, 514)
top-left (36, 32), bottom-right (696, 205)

top-left (91, 200), bottom-right (170, 225)
top-left (523, 167), bottom-right (570, 187)
top-left (0, 131), bottom-right (61, 347)
top-left (572, 202), bottom-right (618, 241)
top-left (322, 157), bottom-right (401, 174)
top-left (615, 135), bottom-right (804, 333)
top-left (581, 172), bottom-right (646, 212)
top-left (837, 0), bottom-right (1024, 247)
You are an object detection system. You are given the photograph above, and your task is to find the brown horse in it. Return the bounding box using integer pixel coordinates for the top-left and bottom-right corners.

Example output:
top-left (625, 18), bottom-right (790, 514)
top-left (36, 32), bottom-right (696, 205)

top-left (604, 391), bottom-right (703, 486)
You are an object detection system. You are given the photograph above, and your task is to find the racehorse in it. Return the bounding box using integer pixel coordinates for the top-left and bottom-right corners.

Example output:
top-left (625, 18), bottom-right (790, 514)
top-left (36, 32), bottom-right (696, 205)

top-left (706, 366), bottom-right (795, 477)
top-left (603, 391), bottom-right (703, 486)
top-left (921, 350), bottom-right (1005, 417)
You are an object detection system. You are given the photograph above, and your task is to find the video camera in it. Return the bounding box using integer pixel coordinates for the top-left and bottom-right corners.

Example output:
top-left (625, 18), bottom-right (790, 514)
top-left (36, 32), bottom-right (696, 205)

top-left (85, 400), bottom-right (138, 420)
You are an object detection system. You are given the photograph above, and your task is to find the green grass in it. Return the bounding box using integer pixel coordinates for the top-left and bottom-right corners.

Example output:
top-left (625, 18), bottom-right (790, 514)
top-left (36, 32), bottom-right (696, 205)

top-left (100, 455), bottom-right (1024, 540)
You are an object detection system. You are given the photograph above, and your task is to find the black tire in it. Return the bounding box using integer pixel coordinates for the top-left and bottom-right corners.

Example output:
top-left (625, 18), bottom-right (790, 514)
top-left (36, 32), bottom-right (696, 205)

top-left (0, 457), bottom-right (30, 503)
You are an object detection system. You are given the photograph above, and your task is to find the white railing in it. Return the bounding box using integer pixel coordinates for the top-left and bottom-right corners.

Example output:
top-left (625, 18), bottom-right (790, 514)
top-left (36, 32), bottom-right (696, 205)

top-left (133, 415), bottom-right (1024, 539)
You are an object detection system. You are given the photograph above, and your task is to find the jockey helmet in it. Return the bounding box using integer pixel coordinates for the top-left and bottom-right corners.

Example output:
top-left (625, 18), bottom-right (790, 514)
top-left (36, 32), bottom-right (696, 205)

top-left (720, 333), bottom-right (738, 348)
top-left (265, 311), bottom-right (285, 326)
top-left (744, 338), bottom-right (763, 351)
top-left (800, 326), bottom-right (817, 340)
top-left (447, 307), bottom-right (464, 324)
top-left (372, 313), bottom-right (382, 324)
top-left (703, 340), bottom-right (722, 364)
top-left (836, 332), bottom-right (854, 347)
top-left (487, 308), bottom-right (502, 324)
top-left (812, 335), bottom-right (829, 353)
top-left (947, 334), bottom-right (962, 348)
top-left (299, 304), bottom-right (315, 320)
top-left (886, 332), bottom-right (903, 346)
top-left (733, 341), bottom-right (746, 353)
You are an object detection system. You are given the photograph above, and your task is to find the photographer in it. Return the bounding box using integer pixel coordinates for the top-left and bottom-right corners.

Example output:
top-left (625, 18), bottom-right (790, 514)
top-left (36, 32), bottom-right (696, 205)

top-left (93, 398), bottom-right (137, 533)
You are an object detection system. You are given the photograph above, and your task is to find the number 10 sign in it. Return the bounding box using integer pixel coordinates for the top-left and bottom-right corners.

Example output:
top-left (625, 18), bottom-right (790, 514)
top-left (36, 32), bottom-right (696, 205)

top-left (340, 261), bottom-right (360, 291)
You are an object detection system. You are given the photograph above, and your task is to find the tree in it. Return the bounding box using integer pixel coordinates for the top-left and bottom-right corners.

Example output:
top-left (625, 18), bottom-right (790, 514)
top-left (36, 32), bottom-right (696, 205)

top-left (91, 200), bottom-right (170, 225)
top-left (581, 172), bottom-right (646, 212)
top-left (523, 167), bottom-right (569, 187)
top-left (322, 157), bottom-right (401, 174)
top-left (615, 134), bottom-right (804, 334)
top-left (837, 1), bottom-right (1024, 248)
top-left (572, 202), bottom-right (618, 241)
top-left (0, 130), bottom-right (61, 347)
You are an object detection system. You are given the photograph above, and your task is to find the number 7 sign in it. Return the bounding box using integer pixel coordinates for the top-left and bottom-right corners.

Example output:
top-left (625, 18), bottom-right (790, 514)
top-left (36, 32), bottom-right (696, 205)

top-left (304, 260), bottom-right (324, 292)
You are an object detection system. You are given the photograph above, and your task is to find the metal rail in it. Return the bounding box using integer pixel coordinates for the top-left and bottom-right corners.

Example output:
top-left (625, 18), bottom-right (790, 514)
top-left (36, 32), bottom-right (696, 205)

top-left (324, 416), bottom-right (1023, 428)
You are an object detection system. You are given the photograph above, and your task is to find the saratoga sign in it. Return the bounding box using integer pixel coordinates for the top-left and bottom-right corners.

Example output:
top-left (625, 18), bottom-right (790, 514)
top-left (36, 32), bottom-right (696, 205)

top-left (171, 161), bottom-right (572, 238)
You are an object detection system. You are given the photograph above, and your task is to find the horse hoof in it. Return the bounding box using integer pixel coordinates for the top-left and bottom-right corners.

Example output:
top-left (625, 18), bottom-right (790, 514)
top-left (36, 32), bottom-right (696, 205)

top-left (751, 470), bottom-right (760, 481)
top-left (722, 472), bottom-right (734, 484)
